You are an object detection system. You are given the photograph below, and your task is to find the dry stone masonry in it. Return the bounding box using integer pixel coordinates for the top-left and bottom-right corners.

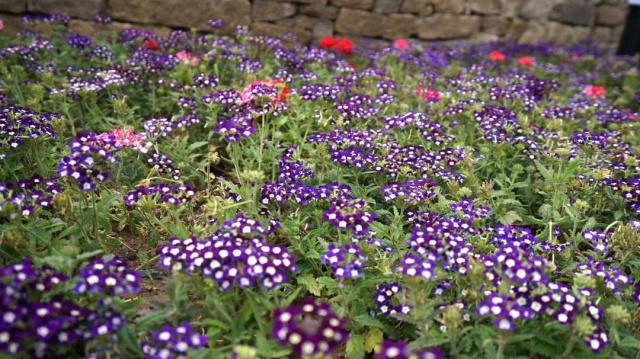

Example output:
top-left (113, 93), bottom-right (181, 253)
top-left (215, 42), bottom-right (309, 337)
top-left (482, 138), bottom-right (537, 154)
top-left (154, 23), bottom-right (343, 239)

top-left (0, 0), bottom-right (629, 46)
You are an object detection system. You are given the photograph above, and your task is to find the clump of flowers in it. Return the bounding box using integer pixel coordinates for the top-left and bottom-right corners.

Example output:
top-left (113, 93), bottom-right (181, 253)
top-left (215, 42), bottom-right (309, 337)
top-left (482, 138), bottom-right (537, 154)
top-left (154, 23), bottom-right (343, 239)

top-left (56, 131), bottom-right (120, 191)
top-left (374, 283), bottom-right (411, 316)
top-left (141, 322), bottom-right (207, 359)
top-left (156, 214), bottom-right (297, 290)
top-left (323, 197), bottom-right (376, 236)
top-left (123, 182), bottom-right (196, 206)
top-left (0, 175), bottom-right (60, 218)
top-left (319, 36), bottom-right (353, 55)
top-left (0, 105), bottom-right (58, 159)
top-left (175, 50), bottom-right (199, 66)
top-left (376, 341), bottom-right (443, 359)
top-left (271, 298), bottom-right (348, 356)
top-left (321, 243), bottom-right (367, 279)
top-left (0, 258), bottom-right (125, 356)
top-left (73, 256), bottom-right (140, 296)
top-left (381, 178), bottom-right (437, 203)
top-left (583, 85), bottom-right (606, 98)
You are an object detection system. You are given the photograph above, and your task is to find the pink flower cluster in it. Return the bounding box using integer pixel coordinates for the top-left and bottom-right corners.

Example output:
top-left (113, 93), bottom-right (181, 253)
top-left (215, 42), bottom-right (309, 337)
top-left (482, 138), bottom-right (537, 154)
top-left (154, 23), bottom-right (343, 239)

top-left (175, 51), bottom-right (200, 66)
top-left (97, 128), bottom-right (148, 152)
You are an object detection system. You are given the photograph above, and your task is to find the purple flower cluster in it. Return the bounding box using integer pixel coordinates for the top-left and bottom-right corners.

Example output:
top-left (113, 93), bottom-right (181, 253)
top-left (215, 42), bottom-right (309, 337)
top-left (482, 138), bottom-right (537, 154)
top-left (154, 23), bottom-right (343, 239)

top-left (335, 94), bottom-right (378, 120)
top-left (73, 256), bottom-right (140, 296)
top-left (0, 259), bottom-right (125, 356)
top-left (582, 229), bottom-right (608, 254)
top-left (57, 131), bottom-right (119, 191)
top-left (374, 283), bottom-right (411, 316)
top-left (156, 214), bottom-right (297, 290)
top-left (146, 152), bottom-right (181, 180)
top-left (193, 73), bottom-right (219, 88)
top-left (123, 182), bottom-right (196, 206)
top-left (576, 257), bottom-right (631, 294)
top-left (142, 115), bottom-right (202, 139)
top-left (376, 341), bottom-right (443, 359)
top-left (321, 243), bottom-right (367, 279)
top-left (323, 197), bottom-right (376, 236)
top-left (0, 105), bottom-right (58, 159)
top-left (141, 322), bottom-right (207, 359)
top-left (0, 175), bottom-right (60, 217)
top-left (21, 13), bottom-right (70, 24)
top-left (299, 84), bottom-right (341, 101)
top-left (271, 298), bottom-right (348, 356)
top-left (67, 33), bottom-right (91, 49)
top-left (381, 178), bottom-right (437, 203)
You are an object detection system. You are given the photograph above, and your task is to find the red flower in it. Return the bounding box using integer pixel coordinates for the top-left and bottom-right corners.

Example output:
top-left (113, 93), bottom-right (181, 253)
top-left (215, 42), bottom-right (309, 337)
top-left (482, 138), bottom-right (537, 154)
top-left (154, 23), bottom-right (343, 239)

top-left (319, 37), bottom-right (339, 50)
top-left (141, 38), bottom-right (159, 50)
top-left (336, 38), bottom-right (353, 55)
top-left (489, 50), bottom-right (506, 62)
top-left (416, 86), bottom-right (440, 103)
top-left (517, 56), bottom-right (534, 67)
top-left (278, 85), bottom-right (289, 102)
top-left (319, 36), bottom-right (353, 55)
top-left (582, 85), bottom-right (606, 98)
top-left (393, 38), bottom-right (409, 51)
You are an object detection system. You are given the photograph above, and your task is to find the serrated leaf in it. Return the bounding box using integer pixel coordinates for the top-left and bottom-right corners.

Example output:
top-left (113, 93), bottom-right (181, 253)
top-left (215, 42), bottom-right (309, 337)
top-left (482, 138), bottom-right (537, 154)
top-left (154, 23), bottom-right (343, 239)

top-left (352, 314), bottom-right (385, 329)
top-left (346, 334), bottom-right (365, 359)
top-left (499, 211), bottom-right (522, 225)
top-left (297, 274), bottom-right (324, 296)
top-left (316, 276), bottom-right (338, 291)
top-left (188, 141), bottom-right (209, 151)
top-left (364, 328), bottom-right (384, 352)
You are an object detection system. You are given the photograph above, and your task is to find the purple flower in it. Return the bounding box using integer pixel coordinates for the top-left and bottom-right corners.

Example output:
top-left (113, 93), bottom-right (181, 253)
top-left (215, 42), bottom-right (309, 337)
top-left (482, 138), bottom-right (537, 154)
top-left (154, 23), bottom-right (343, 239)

top-left (123, 182), bottom-right (196, 207)
top-left (73, 256), bottom-right (140, 296)
top-left (156, 214), bottom-right (297, 291)
top-left (0, 259), bottom-right (124, 356)
top-left (584, 328), bottom-right (608, 353)
top-left (323, 197), bottom-right (376, 235)
top-left (374, 283), bottom-right (411, 316)
top-left (582, 229), bottom-right (608, 254)
top-left (321, 243), bottom-right (367, 279)
top-left (271, 298), bottom-right (348, 356)
top-left (376, 341), bottom-right (443, 359)
top-left (67, 33), bottom-right (91, 49)
top-left (208, 18), bottom-right (225, 29)
top-left (381, 178), bottom-right (437, 203)
top-left (0, 105), bottom-right (58, 159)
top-left (141, 322), bottom-right (207, 359)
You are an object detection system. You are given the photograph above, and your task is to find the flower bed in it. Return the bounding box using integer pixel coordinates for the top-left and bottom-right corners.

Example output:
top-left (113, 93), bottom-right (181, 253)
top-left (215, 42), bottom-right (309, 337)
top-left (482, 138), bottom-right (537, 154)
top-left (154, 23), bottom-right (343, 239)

top-left (1, 14), bottom-right (640, 359)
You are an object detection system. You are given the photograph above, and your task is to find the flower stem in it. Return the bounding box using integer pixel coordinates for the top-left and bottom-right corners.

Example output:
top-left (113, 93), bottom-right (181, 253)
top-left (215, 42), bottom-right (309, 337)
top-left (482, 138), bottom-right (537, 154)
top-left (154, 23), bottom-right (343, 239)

top-left (497, 333), bottom-right (509, 359)
top-left (561, 328), bottom-right (577, 359)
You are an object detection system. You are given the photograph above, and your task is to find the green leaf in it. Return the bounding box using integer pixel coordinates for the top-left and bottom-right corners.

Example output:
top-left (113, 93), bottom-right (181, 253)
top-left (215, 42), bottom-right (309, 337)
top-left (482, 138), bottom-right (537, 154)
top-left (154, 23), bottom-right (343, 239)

top-left (352, 314), bottom-right (385, 330)
top-left (498, 211), bottom-right (522, 225)
top-left (117, 324), bottom-right (139, 353)
top-left (297, 274), bottom-right (324, 296)
top-left (346, 334), bottom-right (365, 359)
top-left (316, 276), bottom-right (338, 291)
top-left (619, 335), bottom-right (640, 349)
top-left (136, 309), bottom-right (172, 331)
top-left (188, 141), bottom-right (209, 151)
top-left (364, 328), bottom-right (384, 352)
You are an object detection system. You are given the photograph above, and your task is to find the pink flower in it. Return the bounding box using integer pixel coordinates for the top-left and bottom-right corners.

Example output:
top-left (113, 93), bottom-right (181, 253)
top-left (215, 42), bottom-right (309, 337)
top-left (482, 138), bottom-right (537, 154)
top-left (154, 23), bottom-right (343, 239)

top-left (582, 85), bottom-right (606, 98)
top-left (416, 86), bottom-right (440, 103)
top-left (517, 56), bottom-right (534, 67)
top-left (0, 19), bottom-right (4, 31)
top-left (97, 128), bottom-right (145, 150)
top-left (237, 79), bottom-right (287, 105)
top-left (489, 50), bottom-right (506, 62)
top-left (393, 38), bottom-right (409, 51)
top-left (176, 50), bottom-right (200, 66)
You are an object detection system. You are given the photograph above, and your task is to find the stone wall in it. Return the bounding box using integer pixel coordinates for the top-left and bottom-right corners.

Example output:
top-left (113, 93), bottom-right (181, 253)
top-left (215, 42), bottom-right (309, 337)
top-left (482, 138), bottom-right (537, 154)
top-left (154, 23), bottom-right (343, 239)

top-left (0, 0), bottom-right (629, 46)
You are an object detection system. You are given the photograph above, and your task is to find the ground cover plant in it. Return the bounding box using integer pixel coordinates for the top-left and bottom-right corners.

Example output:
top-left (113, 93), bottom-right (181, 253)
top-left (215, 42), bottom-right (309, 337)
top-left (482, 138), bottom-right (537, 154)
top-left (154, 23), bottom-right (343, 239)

top-left (1, 13), bottom-right (640, 359)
